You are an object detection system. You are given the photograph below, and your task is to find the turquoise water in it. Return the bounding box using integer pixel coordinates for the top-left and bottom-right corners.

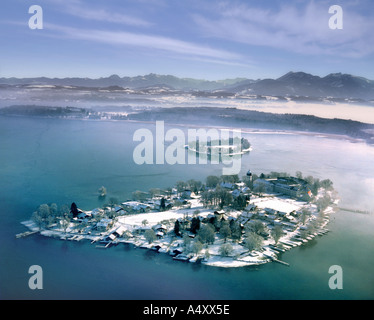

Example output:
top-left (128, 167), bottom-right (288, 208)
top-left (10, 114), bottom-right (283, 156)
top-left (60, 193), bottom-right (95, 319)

top-left (1, 116), bottom-right (373, 300)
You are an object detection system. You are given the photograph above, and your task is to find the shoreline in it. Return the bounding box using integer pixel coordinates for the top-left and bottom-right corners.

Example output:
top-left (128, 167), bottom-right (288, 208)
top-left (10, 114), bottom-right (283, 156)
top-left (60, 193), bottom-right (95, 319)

top-left (1, 113), bottom-right (370, 147)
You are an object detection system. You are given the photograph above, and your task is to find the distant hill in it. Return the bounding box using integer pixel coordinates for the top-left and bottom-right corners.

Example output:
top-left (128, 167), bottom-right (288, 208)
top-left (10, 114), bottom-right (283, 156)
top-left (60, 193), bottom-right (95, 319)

top-left (0, 73), bottom-right (248, 91)
top-left (1, 71), bottom-right (374, 100)
top-left (229, 72), bottom-right (374, 100)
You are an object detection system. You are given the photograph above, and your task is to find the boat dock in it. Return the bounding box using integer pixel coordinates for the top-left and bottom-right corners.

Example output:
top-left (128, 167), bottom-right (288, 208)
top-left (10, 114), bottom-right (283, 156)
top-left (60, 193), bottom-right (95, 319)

top-left (317, 229), bottom-right (330, 236)
top-left (91, 236), bottom-right (102, 244)
top-left (67, 235), bottom-right (85, 241)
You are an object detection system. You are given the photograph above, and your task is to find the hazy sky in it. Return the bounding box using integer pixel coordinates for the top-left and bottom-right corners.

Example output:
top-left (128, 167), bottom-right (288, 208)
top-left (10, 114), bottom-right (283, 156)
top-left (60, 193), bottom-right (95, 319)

top-left (0, 0), bottom-right (373, 80)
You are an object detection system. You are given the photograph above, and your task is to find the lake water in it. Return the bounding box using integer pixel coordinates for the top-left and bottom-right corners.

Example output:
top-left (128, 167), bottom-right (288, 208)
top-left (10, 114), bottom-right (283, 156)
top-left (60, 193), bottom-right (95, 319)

top-left (1, 116), bottom-right (374, 300)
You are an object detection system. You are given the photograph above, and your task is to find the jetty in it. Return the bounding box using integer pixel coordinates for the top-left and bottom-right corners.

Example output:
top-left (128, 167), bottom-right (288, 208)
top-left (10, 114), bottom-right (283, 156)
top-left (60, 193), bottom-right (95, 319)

top-left (95, 245), bottom-right (107, 249)
top-left (263, 253), bottom-right (289, 266)
top-left (273, 259), bottom-right (290, 266)
top-left (15, 230), bottom-right (38, 239)
top-left (338, 207), bottom-right (372, 215)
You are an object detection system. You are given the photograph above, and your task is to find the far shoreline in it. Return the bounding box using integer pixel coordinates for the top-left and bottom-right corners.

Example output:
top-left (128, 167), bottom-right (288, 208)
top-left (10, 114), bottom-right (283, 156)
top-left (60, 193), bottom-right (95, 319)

top-left (0, 104), bottom-right (372, 146)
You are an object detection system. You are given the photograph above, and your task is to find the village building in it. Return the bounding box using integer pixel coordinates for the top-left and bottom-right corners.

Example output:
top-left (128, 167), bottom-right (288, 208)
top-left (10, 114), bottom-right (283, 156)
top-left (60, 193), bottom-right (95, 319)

top-left (113, 226), bottom-right (127, 238)
top-left (253, 176), bottom-right (312, 201)
top-left (122, 201), bottom-right (152, 213)
top-left (220, 182), bottom-right (235, 190)
top-left (90, 208), bottom-right (104, 217)
top-left (133, 225), bottom-right (152, 234)
top-left (114, 206), bottom-right (125, 214)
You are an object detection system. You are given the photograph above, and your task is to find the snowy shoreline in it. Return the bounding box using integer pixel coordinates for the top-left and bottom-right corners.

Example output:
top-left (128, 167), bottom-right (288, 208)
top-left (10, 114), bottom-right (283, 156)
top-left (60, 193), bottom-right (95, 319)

top-left (19, 191), bottom-right (335, 268)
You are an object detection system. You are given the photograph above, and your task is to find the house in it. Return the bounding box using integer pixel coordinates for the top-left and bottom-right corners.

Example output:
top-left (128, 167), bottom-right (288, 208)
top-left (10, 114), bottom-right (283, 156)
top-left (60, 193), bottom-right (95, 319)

top-left (254, 177), bottom-right (312, 201)
top-left (73, 211), bottom-right (91, 223)
top-left (155, 231), bottom-right (166, 239)
top-left (107, 233), bottom-right (117, 241)
top-left (258, 212), bottom-right (266, 220)
top-left (241, 211), bottom-right (254, 219)
top-left (235, 182), bottom-right (250, 194)
top-left (96, 218), bottom-right (113, 232)
top-left (241, 186), bottom-right (250, 194)
top-left (214, 210), bottom-right (226, 221)
top-left (152, 224), bottom-right (168, 239)
top-left (149, 199), bottom-right (173, 211)
top-left (214, 210), bottom-right (225, 216)
top-left (236, 182), bottom-right (246, 188)
top-left (181, 190), bottom-right (192, 199)
top-left (113, 226), bottom-right (127, 237)
top-left (265, 208), bottom-right (277, 215)
top-left (122, 201), bottom-right (151, 213)
top-left (114, 206), bottom-right (125, 214)
top-left (245, 204), bottom-right (257, 212)
top-left (91, 208), bottom-right (104, 217)
top-left (231, 189), bottom-right (241, 198)
top-left (220, 182), bottom-right (234, 189)
top-left (171, 197), bottom-right (188, 205)
top-left (152, 224), bottom-right (168, 233)
top-left (133, 225), bottom-right (152, 234)
top-left (77, 211), bottom-right (91, 219)
top-left (253, 179), bottom-right (274, 193)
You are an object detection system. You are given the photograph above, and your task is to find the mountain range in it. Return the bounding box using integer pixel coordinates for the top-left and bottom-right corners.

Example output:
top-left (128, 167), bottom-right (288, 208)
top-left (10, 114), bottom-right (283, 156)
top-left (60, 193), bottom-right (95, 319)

top-left (1, 71), bottom-right (374, 100)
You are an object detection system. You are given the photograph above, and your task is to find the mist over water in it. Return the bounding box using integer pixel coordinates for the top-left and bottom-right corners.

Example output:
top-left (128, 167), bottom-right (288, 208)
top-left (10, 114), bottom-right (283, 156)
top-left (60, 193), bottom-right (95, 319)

top-left (1, 116), bottom-right (373, 299)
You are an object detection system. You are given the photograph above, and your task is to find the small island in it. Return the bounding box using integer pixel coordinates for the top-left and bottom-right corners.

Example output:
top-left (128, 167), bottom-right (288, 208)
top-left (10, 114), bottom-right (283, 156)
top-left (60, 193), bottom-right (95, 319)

top-left (19, 171), bottom-right (338, 268)
top-left (185, 137), bottom-right (252, 157)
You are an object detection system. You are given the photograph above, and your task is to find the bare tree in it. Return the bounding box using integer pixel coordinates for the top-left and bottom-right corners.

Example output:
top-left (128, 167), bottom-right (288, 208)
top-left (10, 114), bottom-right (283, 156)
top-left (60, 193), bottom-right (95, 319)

top-left (60, 217), bottom-right (70, 234)
top-left (219, 243), bottom-right (233, 257)
top-left (253, 181), bottom-right (266, 196)
top-left (244, 232), bottom-right (263, 251)
top-left (191, 240), bottom-right (203, 256)
top-left (219, 221), bottom-right (231, 242)
top-left (144, 229), bottom-right (156, 244)
top-left (197, 224), bottom-right (215, 244)
top-left (246, 220), bottom-right (266, 236)
top-left (271, 225), bottom-right (283, 245)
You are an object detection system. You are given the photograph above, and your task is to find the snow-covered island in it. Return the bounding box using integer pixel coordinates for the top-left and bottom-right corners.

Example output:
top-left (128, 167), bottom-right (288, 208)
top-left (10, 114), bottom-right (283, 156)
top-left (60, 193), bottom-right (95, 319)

top-left (185, 137), bottom-right (252, 158)
top-left (19, 172), bottom-right (338, 268)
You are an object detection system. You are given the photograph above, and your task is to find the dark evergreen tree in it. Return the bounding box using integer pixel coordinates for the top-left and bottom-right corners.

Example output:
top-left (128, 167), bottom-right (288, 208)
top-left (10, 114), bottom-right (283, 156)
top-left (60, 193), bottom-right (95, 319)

top-left (233, 194), bottom-right (247, 210)
top-left (174, 219), bottom-right (180, 236)
top-left (70, 202), bottom-right (79, 218)
top-left (160, 197), bottom-right (166, 211)
top-left (190, 217), bottom-right (201, 234)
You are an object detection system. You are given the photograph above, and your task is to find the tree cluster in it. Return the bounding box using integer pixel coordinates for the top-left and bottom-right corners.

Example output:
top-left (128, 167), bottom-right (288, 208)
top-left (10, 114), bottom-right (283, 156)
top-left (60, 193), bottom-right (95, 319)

top-left (200, 186), bottom-right (233, 209)
top-left (32, 203), bottom-right (71, 230)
